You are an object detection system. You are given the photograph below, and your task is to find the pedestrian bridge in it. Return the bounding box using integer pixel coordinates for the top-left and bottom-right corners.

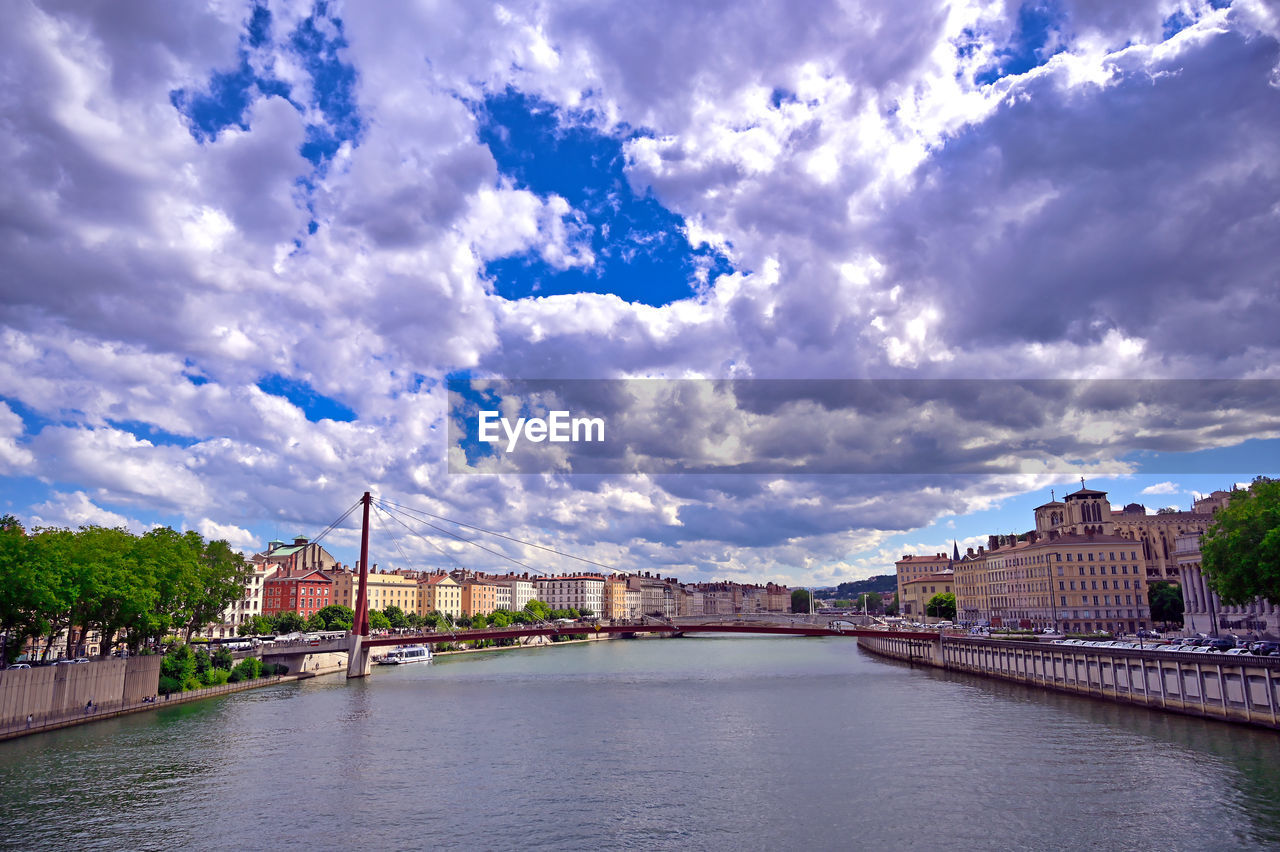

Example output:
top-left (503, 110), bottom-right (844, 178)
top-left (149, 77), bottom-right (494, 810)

top-left (256, 619), bottom-right (887, 676)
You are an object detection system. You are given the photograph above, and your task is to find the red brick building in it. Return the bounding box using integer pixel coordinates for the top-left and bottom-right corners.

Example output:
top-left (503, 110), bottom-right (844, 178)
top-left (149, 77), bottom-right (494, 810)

top-left (263, 568), bottom-right (334, 620)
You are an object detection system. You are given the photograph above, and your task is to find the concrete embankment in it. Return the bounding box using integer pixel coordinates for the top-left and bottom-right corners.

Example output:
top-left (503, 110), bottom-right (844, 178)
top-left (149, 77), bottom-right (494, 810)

top-left (0, 654), bottom-right (345, 742)
top-left (857, 633), bottom-right (1280, 730)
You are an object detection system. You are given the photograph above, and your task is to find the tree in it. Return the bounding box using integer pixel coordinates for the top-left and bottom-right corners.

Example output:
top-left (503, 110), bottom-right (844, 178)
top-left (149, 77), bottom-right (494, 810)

top-left (1201, 478), bottom-right (1280, 605)
top-left (240, 614), bottom-right (274, 636)
top-left (883, 594), bottom-right (898, 616)
top-left (791, 589), bottom-right (812, 613)
top-left (367, 609), bottom-right (391, 631)
top-left (312, 605), bottom-right (354, 632)
top-left (272, 611), bottom-right (306, 634)
top-left (1147, 581), bottom-right (1184, 626)
top-left (856, 592), bottom-right (883, 612)
top-left (305, 613), bottom-right (326, 631)
top-left (926, 593), bottom-right (956, 620)
top-left (524, 599), bottom-right (551, 622)
top-left (578, 607), bottom-right (594, 618)
top-left (831, 599), bottom-right (853, 609)
top-left (382, 605), bottom-right (408, 629)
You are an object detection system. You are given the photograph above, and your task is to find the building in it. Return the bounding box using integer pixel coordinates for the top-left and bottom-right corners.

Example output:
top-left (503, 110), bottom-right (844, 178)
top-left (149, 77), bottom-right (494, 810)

top-left (955, 531), bottom-right (1152, 634)
top-left (492, 575), bottom-right (536, 611)
top-left (602, 576), bottom-right (630, 620)
top-left (895, 553), bottom-right (953, 615)
top-left (262, 568), bottom-right (334, 621)
top-left (419, 573), bottom-right (463, 618)
top-left (536, 575), bottom-right (606, 615)
top-left (203, 562), bottom-right (271, 639)
top-left (460, 577), bottom-right (501, 617)
top-left (253, 536), bottom-right (341, 574)
top-left (901, 571), bottom-right (954, 623)
top-left (1174, 489), bottom-right (1279, 638)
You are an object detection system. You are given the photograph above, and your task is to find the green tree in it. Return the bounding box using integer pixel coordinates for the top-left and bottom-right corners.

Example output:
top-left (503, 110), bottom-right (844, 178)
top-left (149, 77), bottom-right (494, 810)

top-left (578, 607), bottom-right (594, 618)
top-left (382, 605), bottom-right (408, 629)
top-left (0, 517), bottom-right (68, 664)
top-left (178, 535), bottom-right (253, 643)
top-left (311, 605), bottom-right (354, 632)
top-left (1202, 478), bottom-right (1280, 605)
top-left (272, 611), bottom-right (306, 634)
top-left (160, 644), bottom-right (196, 693)
top-left (523, 599), bottom-right (551, 621)
top-left (883, 594), bottom-right (899, 616)
top-left (856, 592), bottom-right (883, 612)
top-left (791, 589), bottom-right (812, 613)
top-left (229, 656), bottom-right (262, 683)
top-left (1147, 580), bottom-right (1185, 625)
top-left (832, 599), bottom-right (854, 608)
top-left (239, 614), bottom-right (274, 636)
top-left (367, 609), bottom-right (391, 631)
top-left (926, 592), bottom-right (956, 620)
top-left (69, 525), bottom-right (153, 658)
top-left (305, 612), bottom-right (326, 632)
top-left (211, 646), bottom-right (235, 671)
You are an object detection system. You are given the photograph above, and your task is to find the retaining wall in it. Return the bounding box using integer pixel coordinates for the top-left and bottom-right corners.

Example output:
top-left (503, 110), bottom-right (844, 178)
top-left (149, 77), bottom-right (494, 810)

top-left (857, 634), bottom-right (1280, 730)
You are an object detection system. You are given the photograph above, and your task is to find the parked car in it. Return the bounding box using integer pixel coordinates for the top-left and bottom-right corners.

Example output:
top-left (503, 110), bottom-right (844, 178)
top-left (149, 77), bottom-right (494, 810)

top-left (1207, 639), bottom-right (1235, 652)
top-left (8, 663), bottom-right (30, 669)
top-left (1223, 648), bottom-right (1252, 656)
top-left (1251, 642), bottom-right (1280, 656)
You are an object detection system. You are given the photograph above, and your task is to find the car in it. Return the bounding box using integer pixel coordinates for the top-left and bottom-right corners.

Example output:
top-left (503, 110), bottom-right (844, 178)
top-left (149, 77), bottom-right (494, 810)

top-left (8, 663), bottom-right (30, 669)
top-left (1251, 642), bottom-right (1280, 656)
top-left (1206, 639), bottom-right (1235, 652)
top-left (1223, 648), bottom-right (1252, 656)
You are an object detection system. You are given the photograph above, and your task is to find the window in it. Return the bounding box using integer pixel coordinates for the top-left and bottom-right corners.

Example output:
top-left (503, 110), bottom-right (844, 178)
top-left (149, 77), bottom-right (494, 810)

top-left (1088, 553), bottom-right (1095, 562)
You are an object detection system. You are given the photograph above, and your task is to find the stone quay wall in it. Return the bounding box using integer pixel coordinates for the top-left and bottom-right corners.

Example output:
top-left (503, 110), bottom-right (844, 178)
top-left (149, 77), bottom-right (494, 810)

top-left (857, 633), bottom-right (1280, 730)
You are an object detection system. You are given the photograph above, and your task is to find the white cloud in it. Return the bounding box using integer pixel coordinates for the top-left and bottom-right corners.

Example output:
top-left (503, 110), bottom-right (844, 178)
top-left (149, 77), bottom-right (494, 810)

top-left (1, 0), bottom-right (1277, 585)
top-left (1141, 481), bottom-right (1181, 495)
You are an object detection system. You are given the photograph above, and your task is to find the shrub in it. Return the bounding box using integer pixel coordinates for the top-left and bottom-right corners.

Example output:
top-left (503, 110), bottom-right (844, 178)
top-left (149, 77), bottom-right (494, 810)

top-left (228, 657), bottom-right (262, 683)
top-left (158, 675), bottom-right (181, 695)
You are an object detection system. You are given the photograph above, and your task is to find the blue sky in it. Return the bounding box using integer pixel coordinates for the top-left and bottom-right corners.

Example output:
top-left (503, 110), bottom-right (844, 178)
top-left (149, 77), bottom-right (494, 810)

top-left (2, 0), bottom-right (1278, 587)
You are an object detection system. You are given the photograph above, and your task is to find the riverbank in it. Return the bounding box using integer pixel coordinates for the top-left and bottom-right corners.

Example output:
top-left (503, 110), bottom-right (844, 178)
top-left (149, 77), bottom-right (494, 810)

top-left (0, 672), bottom-right (315, 742)
top-left (857, 632), bottom-right (1280, 730)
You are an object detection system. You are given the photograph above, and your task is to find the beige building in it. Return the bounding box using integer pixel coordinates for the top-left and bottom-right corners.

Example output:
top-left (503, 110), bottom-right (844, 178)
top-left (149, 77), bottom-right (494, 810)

top-left (895, 553), bottom-right (953, 615)
top-left (955, 530), bottom-right (1152, 634)
top-left (493, 575), bottom-right (536, 612)
top-left (536, 575), bottom-right (606, 615)
top-left (602, 576), bottom-right (630, 620)
top-left (460, 578), bottom-right (501, 617)
top-left (901, 571), bottom-right (954, 623)
top-left (419, 573), bottom-right (462, 618)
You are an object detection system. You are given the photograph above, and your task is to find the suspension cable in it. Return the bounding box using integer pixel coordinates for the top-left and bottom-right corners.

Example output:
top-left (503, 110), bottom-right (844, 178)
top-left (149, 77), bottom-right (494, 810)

top-left (376, 501), bottom-right (539, 574)
top-left (376, 497), bottom-right (619, 574)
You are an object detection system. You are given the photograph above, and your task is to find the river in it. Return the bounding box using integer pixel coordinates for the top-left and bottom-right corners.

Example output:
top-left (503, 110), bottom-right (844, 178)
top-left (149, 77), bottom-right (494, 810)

top-left (2, 635), bottom-right (1279, 850)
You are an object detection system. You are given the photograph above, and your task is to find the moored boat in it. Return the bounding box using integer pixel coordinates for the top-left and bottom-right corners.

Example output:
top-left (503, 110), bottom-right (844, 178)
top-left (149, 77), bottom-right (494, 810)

top-left (376, 644), bottom-right (432, 665)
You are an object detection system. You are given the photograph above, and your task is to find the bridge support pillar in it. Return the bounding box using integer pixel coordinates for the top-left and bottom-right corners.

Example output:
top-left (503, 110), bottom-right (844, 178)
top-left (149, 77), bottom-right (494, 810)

top-left (345, 634), bottom-right (371, 679)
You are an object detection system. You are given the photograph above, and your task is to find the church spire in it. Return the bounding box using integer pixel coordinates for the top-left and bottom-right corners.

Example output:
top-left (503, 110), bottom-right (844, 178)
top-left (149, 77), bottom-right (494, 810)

top-left (952, 539), bottom-right (960, 562)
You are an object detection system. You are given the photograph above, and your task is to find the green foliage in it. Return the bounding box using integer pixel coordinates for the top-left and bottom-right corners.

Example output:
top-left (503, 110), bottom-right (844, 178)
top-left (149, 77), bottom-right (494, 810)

top-left (832, 575), bottom-right (897, 601)
top-left (1202, 478), bottom-right (1280, 605)
top-left (470, 612), bottom-right (488, 628)
top-left (272, 611), bottom-right (306, 634)
top-left (239, 615), bottom-right (274, 636)
top-left (926, 592), bottom-right (957, 620)
top-left (158, 675), bottom-right (182, 695)
top-left (856, 592), bottom-right (883, 612)
top-left (831, 600), bottom-right (853, 608)
top-left (160, 645), bottom-right (196, 687)
top-left (202, 667), bottom-right (231, 686)
top-left (382, 605), bottom-right (408, 629)
top-left (578, 607), bottom-right (594, 618)
top-left (1147, 581), bottom-right (1184, 625)
top-left (0, 517), bottom-right (252, 657)
top-left (367, 609), bottom-right (391, 631)
top-left (883, 594), bottom-right (899, 616)
top-left (212, 646), bottom-right (234, 671)
top-left (791, 589), bottom-right (812, 613)
top-left (228, 657), bottom-right (262, 683)
top-left (523, 599), bottom-right (551, 621)
top-left (316, 603), bottom-right (358, 629)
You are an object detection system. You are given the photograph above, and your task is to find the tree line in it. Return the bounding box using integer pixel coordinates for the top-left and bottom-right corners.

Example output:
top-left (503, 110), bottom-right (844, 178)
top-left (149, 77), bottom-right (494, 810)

top-left (236, 598), bottom-right (595, 639)
top-left (0, 516), bottom-right (252, 663)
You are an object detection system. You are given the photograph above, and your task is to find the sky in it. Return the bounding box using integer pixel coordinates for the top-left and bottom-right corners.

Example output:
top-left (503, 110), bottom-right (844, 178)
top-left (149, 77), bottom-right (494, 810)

top-left (2, 0), bottom-right (1279, 588)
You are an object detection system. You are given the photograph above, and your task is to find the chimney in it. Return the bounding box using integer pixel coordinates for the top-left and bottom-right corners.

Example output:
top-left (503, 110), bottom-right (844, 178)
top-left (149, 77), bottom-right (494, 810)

top-left (988, 535), bottom-right (1000, 550)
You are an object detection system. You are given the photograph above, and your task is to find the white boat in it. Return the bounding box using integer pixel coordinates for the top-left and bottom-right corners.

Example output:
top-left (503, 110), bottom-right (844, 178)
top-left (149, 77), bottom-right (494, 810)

top-left (376, 644), bottom-right (432, 665)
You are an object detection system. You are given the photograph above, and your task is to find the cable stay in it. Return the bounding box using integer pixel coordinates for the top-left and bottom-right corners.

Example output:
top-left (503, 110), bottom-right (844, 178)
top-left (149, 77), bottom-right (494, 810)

top-left (375, 500), bottom-right (541, 575)
top-left (307, 497), bottom-right (363, 548)
top-left (375, 497), bottom-right (620, 575)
